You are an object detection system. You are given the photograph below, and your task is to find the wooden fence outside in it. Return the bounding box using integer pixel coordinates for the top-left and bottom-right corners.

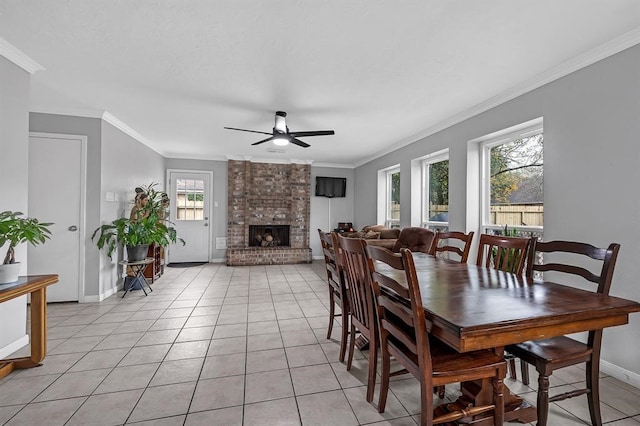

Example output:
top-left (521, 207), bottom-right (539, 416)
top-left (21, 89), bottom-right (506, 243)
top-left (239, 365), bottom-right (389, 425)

top-left (424, 204), bottom-right (544, 227)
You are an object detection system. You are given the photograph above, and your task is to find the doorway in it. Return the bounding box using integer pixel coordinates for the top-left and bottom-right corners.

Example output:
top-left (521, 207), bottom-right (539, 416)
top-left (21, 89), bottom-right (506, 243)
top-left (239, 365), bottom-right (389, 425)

top-left (167, 170), bottom-right (212, 263)
top-left (28, 133), bottom-right (86, 302)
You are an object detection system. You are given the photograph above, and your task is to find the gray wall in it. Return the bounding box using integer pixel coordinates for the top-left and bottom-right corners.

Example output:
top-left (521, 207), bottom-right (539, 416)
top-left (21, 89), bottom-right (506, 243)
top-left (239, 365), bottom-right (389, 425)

top-left (29, 113), bottom-right (103, 298)
top-left (164, 158), bottom-right (228, 261)
top-left (28, 114), bottom-right (166, 298)
top-left (354, 44), bottom-right (640, 379)
top-left (99, 121), bottom-right (165, 296)
top-left (310, 166), bottom-right (355, 258)
top-left (0, 57), bottom-right (30, 356)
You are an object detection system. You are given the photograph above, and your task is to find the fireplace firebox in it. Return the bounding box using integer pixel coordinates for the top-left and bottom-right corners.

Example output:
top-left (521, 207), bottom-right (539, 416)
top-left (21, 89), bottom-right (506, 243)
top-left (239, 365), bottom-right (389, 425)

top-left (249, 225), bottom-right (290, 247)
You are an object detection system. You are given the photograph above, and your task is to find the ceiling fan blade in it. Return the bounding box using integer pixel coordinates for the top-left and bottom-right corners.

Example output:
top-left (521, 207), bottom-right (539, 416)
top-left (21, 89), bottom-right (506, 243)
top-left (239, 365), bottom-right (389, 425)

top-left (288, 130), bottom-right (335, 137)
top-left (290, 137), bottom-right (310, 148)
top-left (251, 136), bottom-right (275, 146)
top-left (224, 127), bottom-right (273, 136)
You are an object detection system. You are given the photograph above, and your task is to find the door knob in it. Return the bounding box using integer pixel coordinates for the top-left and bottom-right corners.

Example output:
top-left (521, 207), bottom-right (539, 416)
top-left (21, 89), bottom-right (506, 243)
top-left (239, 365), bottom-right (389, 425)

top-left (68, 225), bottom-right (78, 231)
top-left (204, 223), bottom-right (208, 227)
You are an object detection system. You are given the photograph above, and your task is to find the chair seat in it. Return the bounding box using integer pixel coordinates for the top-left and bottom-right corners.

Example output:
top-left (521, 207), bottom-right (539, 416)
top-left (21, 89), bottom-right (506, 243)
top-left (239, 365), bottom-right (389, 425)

top-left (391, 335), bottom-right (505, 382)
top-left (432, 346), bottom-right (506, 383)
top-left (507, 336), bottom-right (592, 366)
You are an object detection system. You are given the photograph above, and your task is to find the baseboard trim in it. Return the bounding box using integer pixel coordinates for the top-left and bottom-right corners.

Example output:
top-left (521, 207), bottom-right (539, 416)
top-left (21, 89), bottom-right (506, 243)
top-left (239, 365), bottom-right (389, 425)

top-left (0, 335), bottom-right (29, 359)
top-left (601, 359), bottom-right (640, 389)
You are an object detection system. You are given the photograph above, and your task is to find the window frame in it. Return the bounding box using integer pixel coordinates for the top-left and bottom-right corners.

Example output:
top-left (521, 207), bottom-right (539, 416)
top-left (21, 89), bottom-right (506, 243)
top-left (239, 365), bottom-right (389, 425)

top-left (384, 166), bottom-right (400, 229)
top-left (480, 123), bottom-right (544, 236)
top-left (420, 149), bottom-right (449, 230)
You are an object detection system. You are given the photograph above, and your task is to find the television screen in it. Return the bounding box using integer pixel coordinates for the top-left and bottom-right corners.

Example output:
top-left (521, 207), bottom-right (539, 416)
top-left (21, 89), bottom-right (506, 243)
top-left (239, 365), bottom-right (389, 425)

top-left (315, 176), bottom-right (346, 198)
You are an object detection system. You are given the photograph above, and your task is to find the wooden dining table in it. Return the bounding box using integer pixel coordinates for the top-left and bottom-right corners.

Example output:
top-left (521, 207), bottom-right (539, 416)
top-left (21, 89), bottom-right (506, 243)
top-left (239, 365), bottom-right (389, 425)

top-left (378, 253), bottom-right (640, 424)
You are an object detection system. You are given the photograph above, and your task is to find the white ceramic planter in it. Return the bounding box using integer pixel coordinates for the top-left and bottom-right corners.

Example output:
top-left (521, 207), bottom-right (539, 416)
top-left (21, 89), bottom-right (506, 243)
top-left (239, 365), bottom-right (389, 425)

top-left (0, 262), bottom-right (21, 284)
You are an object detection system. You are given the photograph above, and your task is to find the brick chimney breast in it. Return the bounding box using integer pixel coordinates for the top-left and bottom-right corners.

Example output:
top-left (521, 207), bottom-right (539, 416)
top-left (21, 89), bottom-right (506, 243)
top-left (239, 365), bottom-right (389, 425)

top-left (226, 160), bottom-right (312, 266)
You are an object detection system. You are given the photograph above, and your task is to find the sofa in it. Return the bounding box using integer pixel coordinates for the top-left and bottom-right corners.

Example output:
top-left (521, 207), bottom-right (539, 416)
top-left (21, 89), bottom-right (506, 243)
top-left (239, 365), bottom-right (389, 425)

top-left (343, 224), bottom-right (400, 250)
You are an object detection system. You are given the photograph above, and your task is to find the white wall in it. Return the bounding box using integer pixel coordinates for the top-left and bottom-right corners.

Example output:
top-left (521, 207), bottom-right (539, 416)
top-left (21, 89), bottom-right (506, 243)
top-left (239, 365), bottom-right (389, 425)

top-left (310, 166), bottom-right (355, 259)
top-left (354, 44), bottom-right (640, 380)
top-left (0, 57), bottom-right (30, 357)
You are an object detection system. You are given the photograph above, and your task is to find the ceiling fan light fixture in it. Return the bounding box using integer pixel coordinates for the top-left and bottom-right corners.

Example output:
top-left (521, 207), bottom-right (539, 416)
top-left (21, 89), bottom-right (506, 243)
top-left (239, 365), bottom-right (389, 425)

top-left (274, 111), bottom-right (287, 133)
top-left (273, 137), bottom-right (289, 146)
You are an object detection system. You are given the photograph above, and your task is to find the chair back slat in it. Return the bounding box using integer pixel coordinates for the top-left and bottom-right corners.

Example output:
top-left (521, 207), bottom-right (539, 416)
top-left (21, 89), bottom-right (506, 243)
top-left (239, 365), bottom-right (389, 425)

top-left (526, 238), bottom-right (620, 295)
top-left (429, 231), bottom-right (474, 263)
top-left (381, 318), bottom-right (419, 355)
top-left (476, 234), bottom-right (531, 275)
top-left (337, 235), bottom-right (376, 331)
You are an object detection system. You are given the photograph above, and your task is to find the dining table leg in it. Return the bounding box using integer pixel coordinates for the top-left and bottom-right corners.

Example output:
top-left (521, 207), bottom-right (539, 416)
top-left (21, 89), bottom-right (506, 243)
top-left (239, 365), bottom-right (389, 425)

top-left (451, 346), bottom-right (537, 425)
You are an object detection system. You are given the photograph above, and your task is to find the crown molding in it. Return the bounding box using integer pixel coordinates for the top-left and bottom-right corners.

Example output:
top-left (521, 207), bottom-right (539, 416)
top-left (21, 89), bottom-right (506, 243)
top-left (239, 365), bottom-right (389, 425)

top-left (312, 162), bottom-right (355, 169)
top-left (0, 37), bottom-right (45, 74)
top-left (354, 26), bottom-right (640, 168)
top-left (102, 111), bottom-right (156, 151)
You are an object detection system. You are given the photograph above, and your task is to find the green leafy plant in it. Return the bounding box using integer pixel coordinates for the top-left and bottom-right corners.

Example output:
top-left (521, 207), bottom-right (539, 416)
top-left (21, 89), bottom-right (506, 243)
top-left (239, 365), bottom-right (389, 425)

top-left (91, 183), bottom-right (184, 259)
top-left (0, 211), bottom-right (53, 265)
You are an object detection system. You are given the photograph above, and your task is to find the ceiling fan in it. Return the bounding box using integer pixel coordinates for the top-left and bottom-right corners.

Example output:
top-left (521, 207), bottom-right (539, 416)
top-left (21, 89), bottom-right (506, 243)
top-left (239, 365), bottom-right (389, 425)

top-left (224, 111), bottom-right (335, 148)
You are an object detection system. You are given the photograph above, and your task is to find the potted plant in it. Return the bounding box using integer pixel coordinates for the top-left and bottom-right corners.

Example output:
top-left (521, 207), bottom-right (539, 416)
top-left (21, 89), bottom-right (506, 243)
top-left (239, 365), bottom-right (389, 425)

top-left (92, 183), bottom-right (184, 261)
top-left (0, 211), bottom-right (53, 284)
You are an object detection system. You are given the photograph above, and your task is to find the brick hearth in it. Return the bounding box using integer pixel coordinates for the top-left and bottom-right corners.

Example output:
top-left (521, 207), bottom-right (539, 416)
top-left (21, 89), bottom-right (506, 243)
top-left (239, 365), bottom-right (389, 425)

top-left (226, 160), bottom-right (312, 265)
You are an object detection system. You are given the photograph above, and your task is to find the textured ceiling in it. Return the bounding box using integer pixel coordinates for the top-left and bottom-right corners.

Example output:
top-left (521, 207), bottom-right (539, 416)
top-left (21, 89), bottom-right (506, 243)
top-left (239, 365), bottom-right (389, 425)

top-left (2, 1), bottom-right (640, 167)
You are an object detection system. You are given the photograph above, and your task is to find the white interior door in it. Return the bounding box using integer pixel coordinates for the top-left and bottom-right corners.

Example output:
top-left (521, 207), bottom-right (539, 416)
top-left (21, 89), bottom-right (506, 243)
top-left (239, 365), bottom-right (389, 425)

top-left (28, 134), bottom-right (85, 302)
top-left (168, 171), bottom-right (211, 263)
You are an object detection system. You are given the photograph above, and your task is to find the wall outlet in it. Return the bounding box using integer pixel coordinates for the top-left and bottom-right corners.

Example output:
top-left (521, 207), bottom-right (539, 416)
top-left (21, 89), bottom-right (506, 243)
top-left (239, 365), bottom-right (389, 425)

top-left (215, 237), bottom-right (227, 249)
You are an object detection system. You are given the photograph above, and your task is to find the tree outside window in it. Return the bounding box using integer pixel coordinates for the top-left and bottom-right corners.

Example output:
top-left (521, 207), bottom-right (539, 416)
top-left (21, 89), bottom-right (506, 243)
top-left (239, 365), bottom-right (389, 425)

top-left (486, 133), bottom-right (543, 230)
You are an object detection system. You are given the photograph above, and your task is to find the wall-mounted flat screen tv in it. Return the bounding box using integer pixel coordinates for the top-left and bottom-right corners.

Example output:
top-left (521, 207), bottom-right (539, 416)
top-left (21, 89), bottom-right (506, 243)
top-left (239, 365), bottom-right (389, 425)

top-left (315, 176), bottom-right (346, 198)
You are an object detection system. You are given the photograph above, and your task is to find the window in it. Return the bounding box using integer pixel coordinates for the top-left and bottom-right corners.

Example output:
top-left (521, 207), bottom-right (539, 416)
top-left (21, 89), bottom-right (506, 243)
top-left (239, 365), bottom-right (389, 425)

top-left (421, 150), bottom-right (449, 231)
top-left (385, 167), bottom-right (400, 228)
top-left (480, 122), bottom-right (543, 238)
top-left (175, 178), bottom-right (205, 220)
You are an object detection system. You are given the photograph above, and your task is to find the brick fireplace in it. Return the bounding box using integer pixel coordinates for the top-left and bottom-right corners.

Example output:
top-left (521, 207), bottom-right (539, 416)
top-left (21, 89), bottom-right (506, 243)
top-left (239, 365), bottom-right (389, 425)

top-left (226, 160), bottom-right (312, 266)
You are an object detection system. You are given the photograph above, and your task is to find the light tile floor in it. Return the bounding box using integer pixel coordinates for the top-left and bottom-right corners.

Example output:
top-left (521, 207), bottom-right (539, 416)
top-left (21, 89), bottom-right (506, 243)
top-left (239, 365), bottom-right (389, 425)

top-left (1, 262), bottom-right (639, 425)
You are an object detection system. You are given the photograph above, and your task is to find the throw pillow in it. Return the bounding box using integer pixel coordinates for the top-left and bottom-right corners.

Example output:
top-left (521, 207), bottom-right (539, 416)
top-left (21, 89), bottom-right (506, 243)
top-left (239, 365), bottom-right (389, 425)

top-left (363, 230), bottom-right (381, 239)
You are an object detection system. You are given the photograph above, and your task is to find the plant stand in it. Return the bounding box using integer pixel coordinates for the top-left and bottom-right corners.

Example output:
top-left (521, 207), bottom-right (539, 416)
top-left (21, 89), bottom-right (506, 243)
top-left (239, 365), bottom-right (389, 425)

top-left (119, 258), bottom-right (154, 298)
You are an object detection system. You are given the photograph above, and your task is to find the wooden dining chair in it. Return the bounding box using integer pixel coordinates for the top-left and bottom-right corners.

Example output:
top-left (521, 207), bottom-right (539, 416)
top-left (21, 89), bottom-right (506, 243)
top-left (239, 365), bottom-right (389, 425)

top-left (506, 238), bottom-right (621, 426)
top-left (428, 230), bottom-right (476, 399)
top-left (476, 233), bottom-right (531, 383)
top-left (337, 234), bottom-right (378, 403)
top-left (429, 230), bottom-right (475, 263)
top-left (476, 233), bottom-right (531, 274)
top-left (365, 243), bottom-right (506, 425)
top-left (317, 229), bottom-right (349, 362)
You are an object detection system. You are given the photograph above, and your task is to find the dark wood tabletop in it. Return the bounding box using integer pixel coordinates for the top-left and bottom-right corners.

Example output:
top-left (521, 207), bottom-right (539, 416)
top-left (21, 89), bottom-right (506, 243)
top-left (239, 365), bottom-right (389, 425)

top-left (379, 253), bottom-right (640, 353)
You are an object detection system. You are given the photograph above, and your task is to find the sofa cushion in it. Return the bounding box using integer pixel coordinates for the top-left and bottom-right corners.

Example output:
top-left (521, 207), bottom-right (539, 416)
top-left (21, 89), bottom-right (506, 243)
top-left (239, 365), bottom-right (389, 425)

top-left (362, 230), bottom-right (381, 239)
top-left (362, 224), bottom-right (387, 233)
top-left (379, 228), bottom-right (400, 239)
top-left (365, 239), bottom-right (397, 250)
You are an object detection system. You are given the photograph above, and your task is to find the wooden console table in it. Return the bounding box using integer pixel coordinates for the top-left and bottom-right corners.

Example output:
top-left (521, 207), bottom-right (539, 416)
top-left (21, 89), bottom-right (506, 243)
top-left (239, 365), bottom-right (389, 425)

top-left (0, 274), bottom-right (58, 379)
